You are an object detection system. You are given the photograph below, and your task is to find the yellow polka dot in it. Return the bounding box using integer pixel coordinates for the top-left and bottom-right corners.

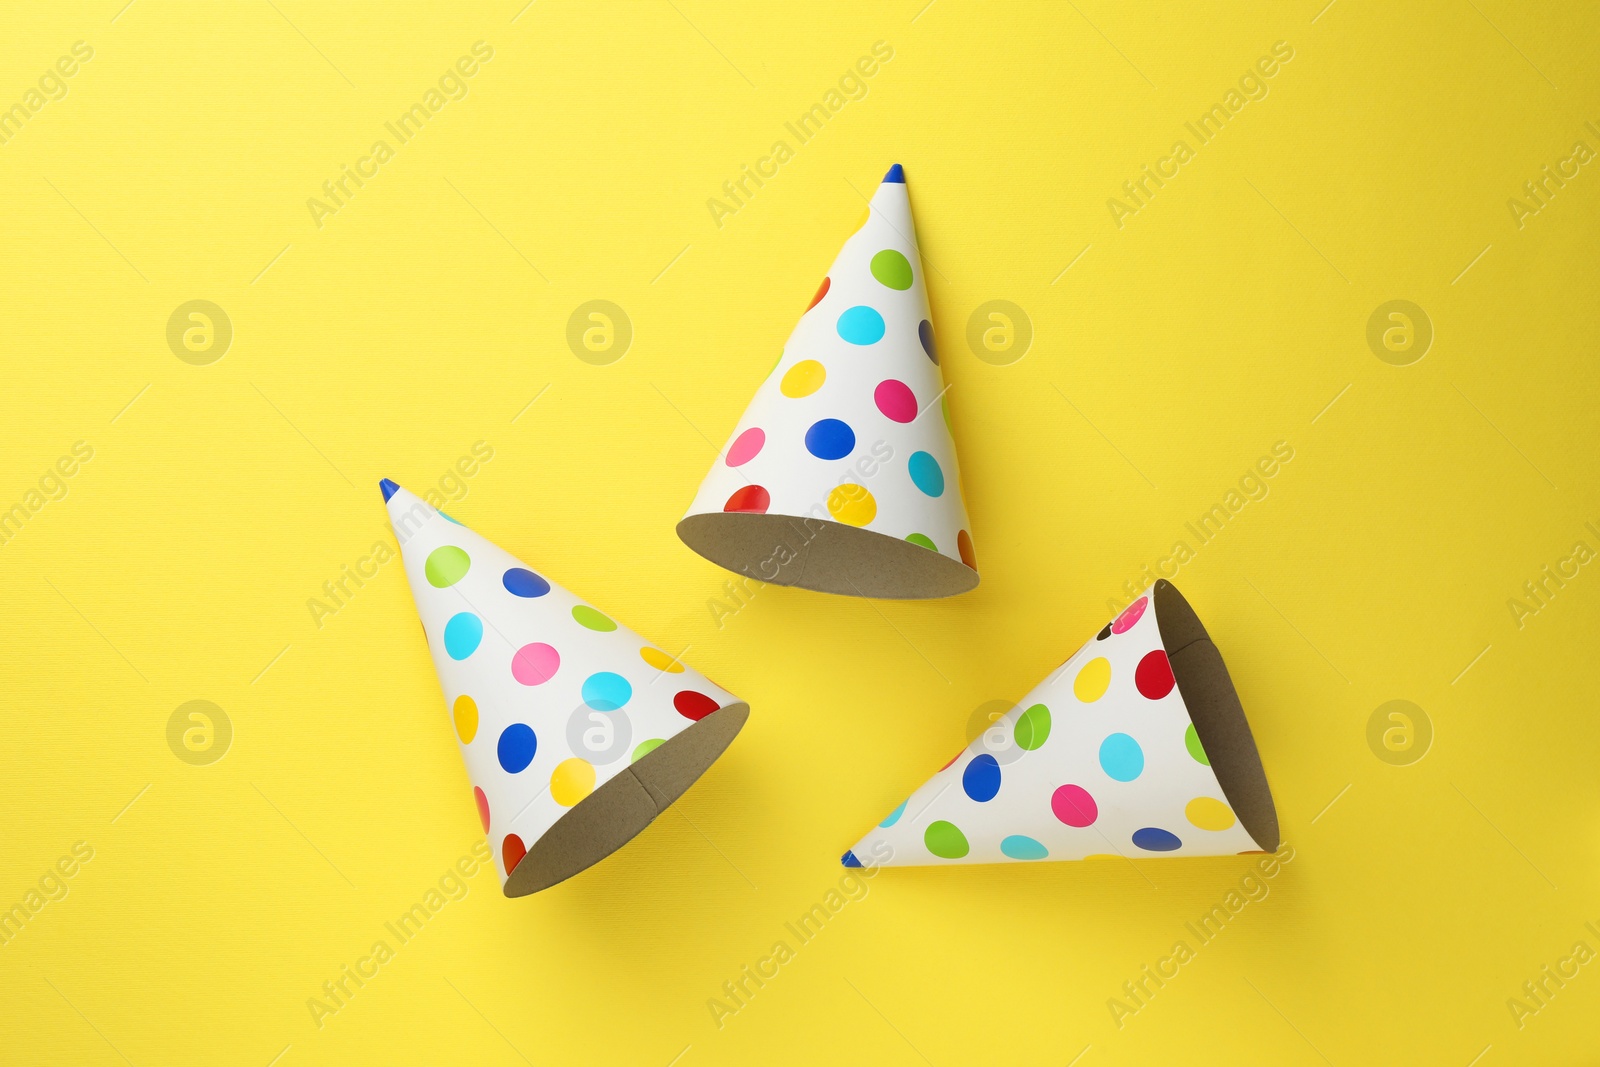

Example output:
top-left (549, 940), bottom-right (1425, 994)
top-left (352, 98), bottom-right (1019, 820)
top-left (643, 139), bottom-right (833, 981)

top-left (452, 695), bottom-right (477, 744)
top-left (551, 758), bottom-right (596, 807)
top-left (854, 205), bottom-right (872, 233)
top-left (781, 359), bottom-right (826, 398)
top-left (640, 646), bottom-right (685, 673)
top-left (1084, 853), bottom-right (1119, 861)
top-left (827, 483), bottom-right (877, 527)
top-left (1185, 796), bottom-right (1236, 831)
top-left (1073, 657), bottom-right (1111, 702)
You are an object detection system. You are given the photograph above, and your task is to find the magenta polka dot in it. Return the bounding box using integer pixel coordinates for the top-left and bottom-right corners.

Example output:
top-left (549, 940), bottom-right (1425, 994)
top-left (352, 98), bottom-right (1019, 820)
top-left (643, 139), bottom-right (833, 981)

top-left (726, 427), bottom-right (765, 467)
top-left (874, 380), bottom-right (917, 424)
top-left (1112, 596), bottom-right (1148, 634)
top-left (1051, 784), bottom-right (1098, 827)
top-left (511, 642), bottom-right (560, 686)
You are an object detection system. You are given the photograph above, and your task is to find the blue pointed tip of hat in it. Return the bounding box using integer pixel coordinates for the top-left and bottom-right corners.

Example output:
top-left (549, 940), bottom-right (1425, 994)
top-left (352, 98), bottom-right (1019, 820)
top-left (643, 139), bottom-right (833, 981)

top-left (882, 163), bottom-right (905, 183)
top-left (841, 850), bottom-right (863, 868)
top-left (379, 478), bottom-right (400, 502)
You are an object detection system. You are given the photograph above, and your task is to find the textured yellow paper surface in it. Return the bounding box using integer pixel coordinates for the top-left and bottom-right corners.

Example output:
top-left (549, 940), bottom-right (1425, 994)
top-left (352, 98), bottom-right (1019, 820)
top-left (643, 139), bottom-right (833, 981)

top-left (1, 3), bottom-right (1596, 1064)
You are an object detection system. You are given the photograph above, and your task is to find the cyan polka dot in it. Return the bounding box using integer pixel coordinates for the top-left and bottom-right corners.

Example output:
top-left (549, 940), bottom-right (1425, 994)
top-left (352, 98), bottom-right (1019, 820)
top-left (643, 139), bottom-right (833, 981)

top-left (805, 419), bottom-right (856, 460)
top-left (1098, 732), bottom-right (1144, 781)
top-left (581, 671), bottom-right (633, 712)
top-left (443, 613), bottom-right (483, 660)
top-left (908, 451), bottom-right (945, 496)
top-left (1001, 835), bottom-right (1049, 860)
top-left (836, 305), bottom-right (885, 345)
top-left (879, 800), bottom-right (907, 827)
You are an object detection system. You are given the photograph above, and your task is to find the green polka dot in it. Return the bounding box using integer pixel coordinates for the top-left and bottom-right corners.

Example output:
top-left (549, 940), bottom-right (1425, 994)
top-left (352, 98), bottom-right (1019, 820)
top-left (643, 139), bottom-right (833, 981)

top-left (925, 820), bottom-right (969, 859)
top-left (425, 546), bottom-right (470, 588)
top-left (906, 533), bottom-right (937, 551)
top-left (1185, 723), bottom-right (1209, 765)
top-left (1014, 703), bottom-right (1051, 750)
top-left (572, 605), bottom-right (617, 631)
top-left (941, 394), bottom-right (951, 432)
top-left (870, 249), bottom-right (913, 290)
top-left (632, 738), bottom-right (665, 762)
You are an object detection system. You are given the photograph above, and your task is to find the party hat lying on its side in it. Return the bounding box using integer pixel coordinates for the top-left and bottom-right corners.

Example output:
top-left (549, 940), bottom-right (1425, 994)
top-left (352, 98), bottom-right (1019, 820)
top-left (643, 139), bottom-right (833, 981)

top-left (678, 164), bottom-right (979, 599)
top-left (381, 480), bottom-right (749, 896)
top-left (844, 581), bottom-right (1278, 868)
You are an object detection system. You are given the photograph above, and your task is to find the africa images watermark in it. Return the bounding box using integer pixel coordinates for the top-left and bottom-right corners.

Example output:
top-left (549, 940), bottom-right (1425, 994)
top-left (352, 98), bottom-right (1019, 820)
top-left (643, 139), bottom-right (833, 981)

top-left (1106, 40), bottom-right (1296, 230)
top-left (306, 840), bottom-right (494, 1030)
top-left (1505, 922), bottom-right (1600, 1031)
top-left (1104, 440), bottom-right (1294, 615)
top-left (307, 442), bottom-right (495, 630)
top-left (706, 41), bottom-right (896, 230)
top-left (0, 40), bottom-right (94, 148)
top-left (0, 841), bottom-right (96, 949)
top-left (1506, 120), bottom-right (1600, 231)
top-left (706, 439), bottom-right (894, 628)
top-left (307, 42), bottom-right (496, 229)
top-left (1106, 842), bottom-right (1296, 1028)
top-left (706, 840), bottom-right (893, 1030)
top-left (1505, 521), bottom-right (1600, 631)
top-left (0, 440), bottom-right (96, 551)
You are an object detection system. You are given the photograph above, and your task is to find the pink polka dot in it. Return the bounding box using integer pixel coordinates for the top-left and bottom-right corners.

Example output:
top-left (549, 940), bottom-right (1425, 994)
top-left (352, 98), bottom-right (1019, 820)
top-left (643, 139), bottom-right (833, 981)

top-left (1051, 784), bottom-right (1098, 827)
top-left (1112, 596), bottom-right (1148, 634)
top-left (511, 642), bottom-right (560, 685)
top-left (874, 379), bottom-right (917, 423)
top-left (726, 427), bottom-right (765, 467)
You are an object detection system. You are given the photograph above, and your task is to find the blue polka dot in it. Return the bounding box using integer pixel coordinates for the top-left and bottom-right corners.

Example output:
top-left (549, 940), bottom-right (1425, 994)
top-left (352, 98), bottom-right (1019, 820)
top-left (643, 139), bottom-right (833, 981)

top-left (581, 671), bottom-right (633, 711)
top-left (502, 567), bottom-right (550, 598)
top-left (1132, 827), bottom-right (1183, 852)
top-left (962, 753), bottom-right (1001, 802)
top-left (497, 723), bottom-right (537, 773)
top-left (836, 305), bottom-right (886, 345)
top-left (443, 613), bottom-right (483, 660)
top-left (879, 800), bottom-right (907, 828)
top-left (841, 850), bottom-right (863, 868)
top-left (1098, 733), bottom-right (1144, 781)
top-left (805, 419), bottom-right (856, 460)
top-left (908, 451), bottom-right (945, 497)
top-left (1001, 835), bottom-right (1049, 860)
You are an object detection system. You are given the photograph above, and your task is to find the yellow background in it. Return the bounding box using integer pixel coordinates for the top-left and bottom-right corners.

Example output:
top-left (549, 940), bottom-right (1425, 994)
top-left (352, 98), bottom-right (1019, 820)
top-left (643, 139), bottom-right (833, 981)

top-left (3, 1), bottom-right (1598, 1063)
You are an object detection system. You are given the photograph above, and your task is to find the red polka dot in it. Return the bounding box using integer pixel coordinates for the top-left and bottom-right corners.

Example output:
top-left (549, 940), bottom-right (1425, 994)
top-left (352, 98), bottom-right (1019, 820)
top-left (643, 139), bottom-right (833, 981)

top-left (940, 750), bottom-right (964, 770)
top-left (673, 690), bottom-right (720, 721)
top-left (807, 276), bottom-right (830, 310)
top-left (1135, 649), bottom-right (1175, 699)
top-left (474, 787), bottom-right (490, 831)
top-left (1112, 596), bottom-right (1147, 634)
top-left (1051, 784), bottom-right (1098, 827)
top-left (957, 529), bottom-right (977, 570)
top-left (724, 485), bottom-right (770, 514)
top-left (874, 379), bottom-right (917, 423)
top-left (502, 833), bottom-right (527, 874)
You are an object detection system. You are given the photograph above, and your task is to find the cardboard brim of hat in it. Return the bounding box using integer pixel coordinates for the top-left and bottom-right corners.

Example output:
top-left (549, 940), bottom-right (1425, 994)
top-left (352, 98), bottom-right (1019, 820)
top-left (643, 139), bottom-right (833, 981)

top-left (382, 481), bottom-right (748, 896)
top-left (678, 164), bottom-right (979, 599)
top-left (843, 581), bottom-right (1278, 867)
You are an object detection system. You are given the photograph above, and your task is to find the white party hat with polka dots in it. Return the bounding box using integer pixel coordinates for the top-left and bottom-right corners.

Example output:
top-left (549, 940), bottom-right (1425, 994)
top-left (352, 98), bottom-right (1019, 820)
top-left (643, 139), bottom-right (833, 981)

top-left (843, 582), bottom-right (1278, 868)
top-left (381, 479), bottom-right (749, 896)
top-left (677, 164), bottom-right (979, 599)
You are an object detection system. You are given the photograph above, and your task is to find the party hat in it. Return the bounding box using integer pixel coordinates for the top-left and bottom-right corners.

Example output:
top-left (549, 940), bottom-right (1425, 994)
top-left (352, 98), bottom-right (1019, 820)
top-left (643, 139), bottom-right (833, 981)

top-left (381, 480), bottom-right (749, 896)
top-left (678, 164), bottom-right (978, 598)
top-left (843, 581), bottom-right (1277, 867)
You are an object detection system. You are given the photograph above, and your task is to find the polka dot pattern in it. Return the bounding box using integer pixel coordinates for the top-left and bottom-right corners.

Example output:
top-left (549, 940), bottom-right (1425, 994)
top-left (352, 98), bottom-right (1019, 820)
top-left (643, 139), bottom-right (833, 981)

top-left (806, 276), bottom-right (830, 310)
top-left (640, 647), bottom-right (685, 673)
top-left (502, 833), bottom-right (527, 874)
top-left (426, 546), bottom-right (470, 588)
top-left (497, 723), bottom-right (537, 773)
top-left (571, 606), bottom-right (616, 632)
top-left (673, 690), bottom-right (719, 721)
top-left (838, 585), bottom-right (1271, 868)
top-left (907, 451), bottom-right (944, 497)
top-left (551, 758), bottom-right (596, 807)
top-left (582, 671), bottom-right (632, 711)
top-left (511, 643), bottom-right (559, 686)
top-left (874, 380), bottom-right (917, 423)
top-left (827, 483), bottom-right (876, 526)
top-left (453, 695), bottom-right (478, 743)
top-left (918, 319), bottom-right (937, 363)
top-left (781, 360), bottom-right (826, 398)
top-left (870, 248), bottom-right (913, 289)
top-left (474, 786), bottom-right (490, 831)
top-left (724, 485), bottom-right (770, 514)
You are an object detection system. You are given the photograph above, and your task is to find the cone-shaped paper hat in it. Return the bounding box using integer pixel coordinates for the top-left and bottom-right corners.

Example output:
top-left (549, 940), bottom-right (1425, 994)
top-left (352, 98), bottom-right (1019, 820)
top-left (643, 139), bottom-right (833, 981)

top-left (678, 164), bottom-right (978, 599)
top-left (381, 480), bottom-right (749, 896)
top-left (843, 581), bottom-right (1278, 867)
